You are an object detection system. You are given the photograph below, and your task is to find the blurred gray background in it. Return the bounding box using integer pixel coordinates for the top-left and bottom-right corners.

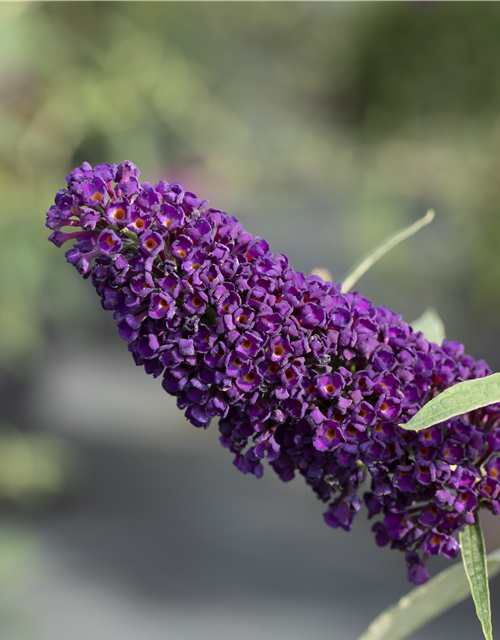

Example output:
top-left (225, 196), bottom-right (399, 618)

top-left (1, 2), bottom-right (500, 639)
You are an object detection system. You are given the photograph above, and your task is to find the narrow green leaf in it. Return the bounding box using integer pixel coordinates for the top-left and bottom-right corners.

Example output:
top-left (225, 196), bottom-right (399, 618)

top-left (411, 307), bottom-right (445, 345)
top-left (357, 546), bottom-right (500, 640)
top-left (342, 209), bottom-right (434, 294)
top-left (400, 372), bottom-right (500, 432)
top-left (460, 514), bottom-right (492, 640)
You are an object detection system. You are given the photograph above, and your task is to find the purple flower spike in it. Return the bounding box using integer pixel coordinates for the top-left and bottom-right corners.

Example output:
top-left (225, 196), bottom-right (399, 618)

top-left (171, 235), bottom-right (193, 260)
top-left (115, 160), bottom-right (140, 182)
top-left (128, 208), bottom-right (151, 234)
top-left (149, 293), bottom-right (174, 320)
top-left (157, 204), bottom-right (184, 230)
top-left (78, 178), bottom-right (107, 206)
top-left (300, 302), bottom-right (325, 328)
top-left (406, 551), bottom-right (430, 585)
top-left (235, 332), bottom-right (263, 360)
top-left (236, 369), bottom-right (261, 392)
top-left (49, 229), bottom-right (98, 248)
top-left (140, 231), bottom-right (164, 256)
top-left (316, 373), bottom-right (344, 400)
top-left (106, 201), bottom-right (129, 225)
top-left (97, 229), bottom-right (123, 254)
top-left (47, 160), bottom-right (500, 585)
top-left (184, 291), bottom-right (208, 315)
top-left (314, 420), bottom-right (344, 452)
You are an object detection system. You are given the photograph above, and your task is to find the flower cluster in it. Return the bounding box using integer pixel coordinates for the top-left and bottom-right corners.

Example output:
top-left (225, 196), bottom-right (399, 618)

top-left (47, 161), bottom-right (500, 583)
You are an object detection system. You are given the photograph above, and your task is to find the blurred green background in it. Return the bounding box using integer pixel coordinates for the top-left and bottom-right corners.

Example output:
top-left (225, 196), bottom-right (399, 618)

top-left (2, 3), bottom-right (500, 639)
top-left (4, 1), bottom-right (500, 376)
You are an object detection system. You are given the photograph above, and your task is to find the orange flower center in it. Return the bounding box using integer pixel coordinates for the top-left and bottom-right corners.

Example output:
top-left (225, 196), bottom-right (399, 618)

top-left (325, 384), bottom-right (336, 394)
top-left (244, 372), bottom-right (256, 383)
top-left (285, 369), bottom-right (295, 381)
top-left (273, 345), bottom-right (285, 357)
top-left (113, 208), bottom-right (125, 221)
top-left (242, 339), bottom-right (252, 350)
top-left (145, 238), bottom-right (157, 250)
top-left (268, 363), bottom-right (279, 374)
top-left (192, 297), bottom-right (203, 307)
top-left (135, 218), bottom-right (145, 229)
top-left (325, 429), bottom-right (337, 440)
top-left (92, 192), bottom-right (103, 201)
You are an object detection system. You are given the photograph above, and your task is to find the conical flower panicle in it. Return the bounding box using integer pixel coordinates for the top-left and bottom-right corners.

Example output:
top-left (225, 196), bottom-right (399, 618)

top-left (47, 160), bottom-right (500, 584)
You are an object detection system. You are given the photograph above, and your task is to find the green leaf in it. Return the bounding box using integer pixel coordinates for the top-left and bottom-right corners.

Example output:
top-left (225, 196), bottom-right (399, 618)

top-left (357, 546), bottom-right (500, 640)
top-left (411, 307), bottom-right (445, 345)
top-left (342, 209), bottom-right (434, 294)
top-left (460, 514), bottom-right (492, 640)
top-left (400, 372), bottom-right (500, 431)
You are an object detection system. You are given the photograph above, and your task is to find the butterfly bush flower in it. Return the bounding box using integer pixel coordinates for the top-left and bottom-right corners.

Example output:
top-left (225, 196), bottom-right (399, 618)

top-left (47, 161), bottom-right (500, 584)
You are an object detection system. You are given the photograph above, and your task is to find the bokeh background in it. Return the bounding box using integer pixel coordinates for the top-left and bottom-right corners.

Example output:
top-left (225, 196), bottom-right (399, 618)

top-left (1, 2), bottom-right (500, 639)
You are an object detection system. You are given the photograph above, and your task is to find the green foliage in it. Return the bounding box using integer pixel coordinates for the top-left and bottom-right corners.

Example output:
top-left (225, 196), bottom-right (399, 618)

top-left (3, 3), bottom-right (500, 374)
top-left (357, 544), bottom-right (500, 640)
top-left (0, 523), bottom-right (40, 634)
top-left (343, 4), bottom-right (500, 133)
top-left (401, 373), bottom-right (500, 431)
top-left (342, 209), bottom-right (434, 293)
top-left (460, 514), bottom-right (492, 640)
top-left (0, 422), bottom-right (82, 509)
top-left (411, 307), bottom-right (446, 344)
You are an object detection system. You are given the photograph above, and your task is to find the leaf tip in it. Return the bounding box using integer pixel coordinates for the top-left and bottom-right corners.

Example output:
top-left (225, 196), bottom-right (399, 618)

top-left (425, 208), bottom-right (435, 222)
